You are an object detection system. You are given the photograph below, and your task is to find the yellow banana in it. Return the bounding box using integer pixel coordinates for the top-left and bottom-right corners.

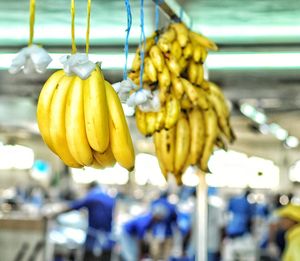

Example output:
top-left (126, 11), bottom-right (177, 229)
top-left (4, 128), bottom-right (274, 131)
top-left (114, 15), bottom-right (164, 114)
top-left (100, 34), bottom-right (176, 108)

top-left (135, 107), bottom-right (148, 136)
top-left (159, 127), bottom-right (175, 173)
top-left (215, 135), bottom-right (228, 151)
top-left (145, 111), bottom-right (157, 136)
top-left (195, 87), bottom-right (209, 110)
top-left (189, 31), bottom-right (218, 51)
top-left (91, 158), bottom-right (104, 169)
top-left (137, 35), bottom-right (156, 54)
top-left (183, 42), bottom-right (193, 59)
top-left (200, 47), bottom-right (208, 63)
top-left (181, 78), bottom-right (199, 105)
top-left (65, 76), bottom-right (93, 166)
top-left (155, 107), bottom-right (166, 131)
top-left (188, 108), bottom-right (205, 165)
top-left (166, 55), bottom-right (181, 77)
top-left (132, 53), bottom-right (141, 72)
top-left (144, 57), bottom-right (157, 82)
top-left (200, 108), bottom-right (218, 172)
top-left (93, 145), bottom-right (116, 168)
top-left (171, 75), bottom-right (184, 100)
top-left (158, 66), bottom-right (171, 89)
top-left (170, 40), bottom-right (182, 60)
top-left (159, 27), bottom-right (176, 43)
top-left (170, 22), bottom-right (189, 47)
top-left (181, 94), bottom-right (193, 109)
top-left (105, 81), bottom-right (135, 171)
top-left (83, 67), bottom-right (109, 153)
top-left (193, 45), bottom-right (202, 63)
top-left (49, 75), bottom-right (82, 168)
top-left (158, 83), bottom-right (169, 104)
top-left (178, 56), bottom-right (188, 73)
top-left (174, 113), bottom-right (190, 175)
top-left (195, 64), bottom-right (204, 86)
top-left (153, 131), bottom-right (168, 178)
top-left (187, 61), bottom-right (198, 84)
top-left (149, 45), bottom-right (165, 72)
top-left (158, 38), bottom-right (172, 53)
top-left (164, 94), bottom-right (180, 129)
top-left (37, 70), bottom-right (65, 153)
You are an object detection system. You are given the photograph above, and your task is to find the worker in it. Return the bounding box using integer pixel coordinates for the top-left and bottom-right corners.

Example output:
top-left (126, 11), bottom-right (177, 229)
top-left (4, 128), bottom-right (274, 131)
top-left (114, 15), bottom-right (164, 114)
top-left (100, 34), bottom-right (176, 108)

top-left (44, 181), bottom-right (116, 261)
top-left (150, 191), bottom-right (177, 260)
top-left (222, 189), bottom-right (256, 261)
top-left (277, 203), bottom-right (300, 261)
top-left (120, 203), bottom-right (170, 261)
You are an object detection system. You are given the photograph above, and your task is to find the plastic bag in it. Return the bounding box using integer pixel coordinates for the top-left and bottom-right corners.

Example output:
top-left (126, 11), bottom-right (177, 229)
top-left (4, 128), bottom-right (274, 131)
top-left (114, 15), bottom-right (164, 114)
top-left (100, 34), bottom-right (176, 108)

top-left (137, 90), bottom-right (161, 112)
top-left (112, 78), bottom-right (137, 103)
top-left (9, 44), bottom-right (52, 74)
top-left (60, 53), bottom-right (96, 80)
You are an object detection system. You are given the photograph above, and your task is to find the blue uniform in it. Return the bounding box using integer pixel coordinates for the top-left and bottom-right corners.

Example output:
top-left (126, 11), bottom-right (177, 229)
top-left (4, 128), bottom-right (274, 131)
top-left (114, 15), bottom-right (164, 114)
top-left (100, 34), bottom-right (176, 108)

top-left (226, 195), bottom-right (254, 237)
top-left (69, 187), bottom-right (116, 251)
top-left (151, 197), bottom-right (177, 238)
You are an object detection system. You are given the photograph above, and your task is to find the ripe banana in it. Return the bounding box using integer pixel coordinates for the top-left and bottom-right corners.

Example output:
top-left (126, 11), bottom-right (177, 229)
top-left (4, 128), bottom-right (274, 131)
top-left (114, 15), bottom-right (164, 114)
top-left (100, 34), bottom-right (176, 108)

top-left (195, 64), bottom-right (204, 86)
top-left (105, 81), bottom-right (135, 171)
top-left (149, 45), bottom-right (165, 72)
top-left (159, 127), bottom-right (175, 173)
top-left (65, 76), bottom-right (93, 166)
top-left (189, 31), bottom-right (218, 51)
top-left (155, 107), bottom-right (166, 131)
top-left (187, 61), bottom-right (198, 84)
top-left (145, 111), bottom-right (157, 136)
top-left (153, 132), bottom-right (168, 178)
top-left (132, 53), bottom-right (141, 72)
top-left (174, 113), bottom-right (190, 175)
top-left (93, 145), bottom-right (116, 168)
top-left (37, 70), bottom-right (64, 153)
top-left (83, 67), bottom-right (109, 153)
top-left (166, 55), bottom-right (181, 77)
top-left (171, 22), bottom-right (189, 47)
top-left (178, 56), bottom-right (188, 73)
top-left (135, 107), bottom-right (148, 136)
top-left (188, 108), bottom-right (205, 164)
top-left (171, 40), bottom-right (182, 60)
top-left (183, 42), bottom-right (193, 59)
top-left (164, 94), bottom-right (180, 129)
top-left (200, 108), bottom-right (218, 172)
top-left (181, 78), bottom-right (199, 106)
top-left (49, 75), bottom-right (82, 168)
top-left (181, 94), bottom-right (193, 109)
top-left (159, 27), bottom-right (176, 43)
top-left (195, 87), bottom-right (209, 110)
top-left (144, 57), bottom-right (157, 82)
top-left (171, 75), bottom-right (184, 100)
top-left (158, 66), bottom-right (171, 89)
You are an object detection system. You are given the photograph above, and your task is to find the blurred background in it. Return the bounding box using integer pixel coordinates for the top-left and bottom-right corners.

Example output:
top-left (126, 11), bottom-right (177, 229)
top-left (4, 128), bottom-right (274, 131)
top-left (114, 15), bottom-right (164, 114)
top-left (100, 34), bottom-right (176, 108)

top-left (0, 0), bottom-right (300, 260)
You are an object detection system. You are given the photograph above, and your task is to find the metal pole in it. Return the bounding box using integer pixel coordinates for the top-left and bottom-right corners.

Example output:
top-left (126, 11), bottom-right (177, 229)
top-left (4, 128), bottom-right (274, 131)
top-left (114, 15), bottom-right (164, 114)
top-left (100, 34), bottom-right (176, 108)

top-left (151, 0), bottom-right (191, 26)
top-left (196, 170), bottom-right (208, 261)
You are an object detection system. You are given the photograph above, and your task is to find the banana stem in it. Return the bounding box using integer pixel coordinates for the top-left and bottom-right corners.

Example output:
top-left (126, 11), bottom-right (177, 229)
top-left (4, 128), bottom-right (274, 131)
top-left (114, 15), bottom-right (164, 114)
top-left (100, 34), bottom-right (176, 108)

top-left (86, 0), bottom-right (91, 54)
top-left (71, 0), bottom-right (77, 54)
top-left (28, 0), bottom-right (35, 46)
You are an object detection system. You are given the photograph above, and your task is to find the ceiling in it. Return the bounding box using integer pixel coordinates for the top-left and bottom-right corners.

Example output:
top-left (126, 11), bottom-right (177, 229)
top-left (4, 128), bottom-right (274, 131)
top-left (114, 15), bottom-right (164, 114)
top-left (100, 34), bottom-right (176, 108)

top-left (0, 0), bottom-right (299, 183)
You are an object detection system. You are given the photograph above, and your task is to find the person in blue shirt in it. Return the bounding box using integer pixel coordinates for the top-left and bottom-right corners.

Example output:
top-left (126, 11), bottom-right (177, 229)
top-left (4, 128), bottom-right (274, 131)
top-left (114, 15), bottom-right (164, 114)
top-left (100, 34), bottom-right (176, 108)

top-left (223, 189), bottom-right (256, 261)
top-left (149, 191), bottom-right (177, 260)
top-left (68, 181), bottom-right (116, 261)
top-left (120, 203), bottom-right (171, 261)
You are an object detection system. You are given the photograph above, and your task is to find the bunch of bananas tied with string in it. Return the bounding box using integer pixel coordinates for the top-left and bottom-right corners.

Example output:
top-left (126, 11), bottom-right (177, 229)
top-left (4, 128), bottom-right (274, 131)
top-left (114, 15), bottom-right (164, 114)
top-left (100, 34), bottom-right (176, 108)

top-left (37, 65), bottom-right (135, 171)
top-left (129, 22), bottom-right (235, 183)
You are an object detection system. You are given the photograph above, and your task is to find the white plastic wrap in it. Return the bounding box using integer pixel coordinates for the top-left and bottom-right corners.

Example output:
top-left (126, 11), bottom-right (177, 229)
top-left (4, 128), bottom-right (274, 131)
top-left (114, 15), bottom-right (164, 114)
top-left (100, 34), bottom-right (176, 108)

top-left (9, 44), bottom-right (52, 74)
top-left (112, 78), bottom-right (136, 103)
top-left (60, 53), bottom-right (96, 80)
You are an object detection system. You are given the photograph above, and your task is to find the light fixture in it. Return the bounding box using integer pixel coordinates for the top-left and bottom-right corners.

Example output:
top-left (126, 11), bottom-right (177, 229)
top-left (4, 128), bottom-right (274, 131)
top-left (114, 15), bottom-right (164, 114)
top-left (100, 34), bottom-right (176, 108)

top-left (285, 136), bottom-right (299, 148)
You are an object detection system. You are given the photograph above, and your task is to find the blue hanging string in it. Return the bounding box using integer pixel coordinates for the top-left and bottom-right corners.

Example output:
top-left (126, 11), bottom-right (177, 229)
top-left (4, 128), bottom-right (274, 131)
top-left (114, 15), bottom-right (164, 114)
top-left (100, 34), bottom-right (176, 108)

top-left (139, 0), bottom-right (146, 90)
top-left (123, 0), bottom-right (132, 80)
top-left (155, 0), bottom-right (160, 43)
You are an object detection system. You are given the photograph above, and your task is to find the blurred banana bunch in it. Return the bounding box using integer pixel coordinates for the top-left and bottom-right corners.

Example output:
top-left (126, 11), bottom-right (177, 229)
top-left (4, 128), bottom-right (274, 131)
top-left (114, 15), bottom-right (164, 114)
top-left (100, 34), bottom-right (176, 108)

top-left (129, 22), bottom-right (235, 184)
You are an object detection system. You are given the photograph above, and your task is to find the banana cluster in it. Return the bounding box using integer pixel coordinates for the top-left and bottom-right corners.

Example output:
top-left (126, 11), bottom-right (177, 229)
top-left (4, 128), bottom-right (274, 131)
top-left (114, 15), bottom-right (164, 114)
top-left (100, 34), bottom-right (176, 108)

top-left (129, 22), bottom-right (235, 183)
top-left (154, 82), bottom-right (235, 184)
top-left (37, 65), bottom-right (135, 171)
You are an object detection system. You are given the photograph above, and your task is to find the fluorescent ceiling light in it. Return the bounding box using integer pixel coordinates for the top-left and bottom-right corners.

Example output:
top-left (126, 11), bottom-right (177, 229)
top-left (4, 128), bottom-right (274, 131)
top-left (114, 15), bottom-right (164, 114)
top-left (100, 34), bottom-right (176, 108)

top-left (2, 52), bottom-right (300, 71)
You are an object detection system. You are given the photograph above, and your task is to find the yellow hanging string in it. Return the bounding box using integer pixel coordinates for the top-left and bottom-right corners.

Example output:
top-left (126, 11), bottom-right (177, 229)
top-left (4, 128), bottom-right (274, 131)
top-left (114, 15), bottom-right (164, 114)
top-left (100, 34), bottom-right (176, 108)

top-left (71, 0), bottom-right (77, 53)
top-left (86, 0), bottom-right (91, 54)
top-left (28, 0), bottom-right (35, 46)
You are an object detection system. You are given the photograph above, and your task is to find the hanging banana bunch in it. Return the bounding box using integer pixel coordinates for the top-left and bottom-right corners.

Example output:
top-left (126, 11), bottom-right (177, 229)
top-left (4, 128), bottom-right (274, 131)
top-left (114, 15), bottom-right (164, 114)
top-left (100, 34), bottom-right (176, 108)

top-left (36, 0), bottom-right (135, 171)
top-left (129, 22), bottom-right (235, 184)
